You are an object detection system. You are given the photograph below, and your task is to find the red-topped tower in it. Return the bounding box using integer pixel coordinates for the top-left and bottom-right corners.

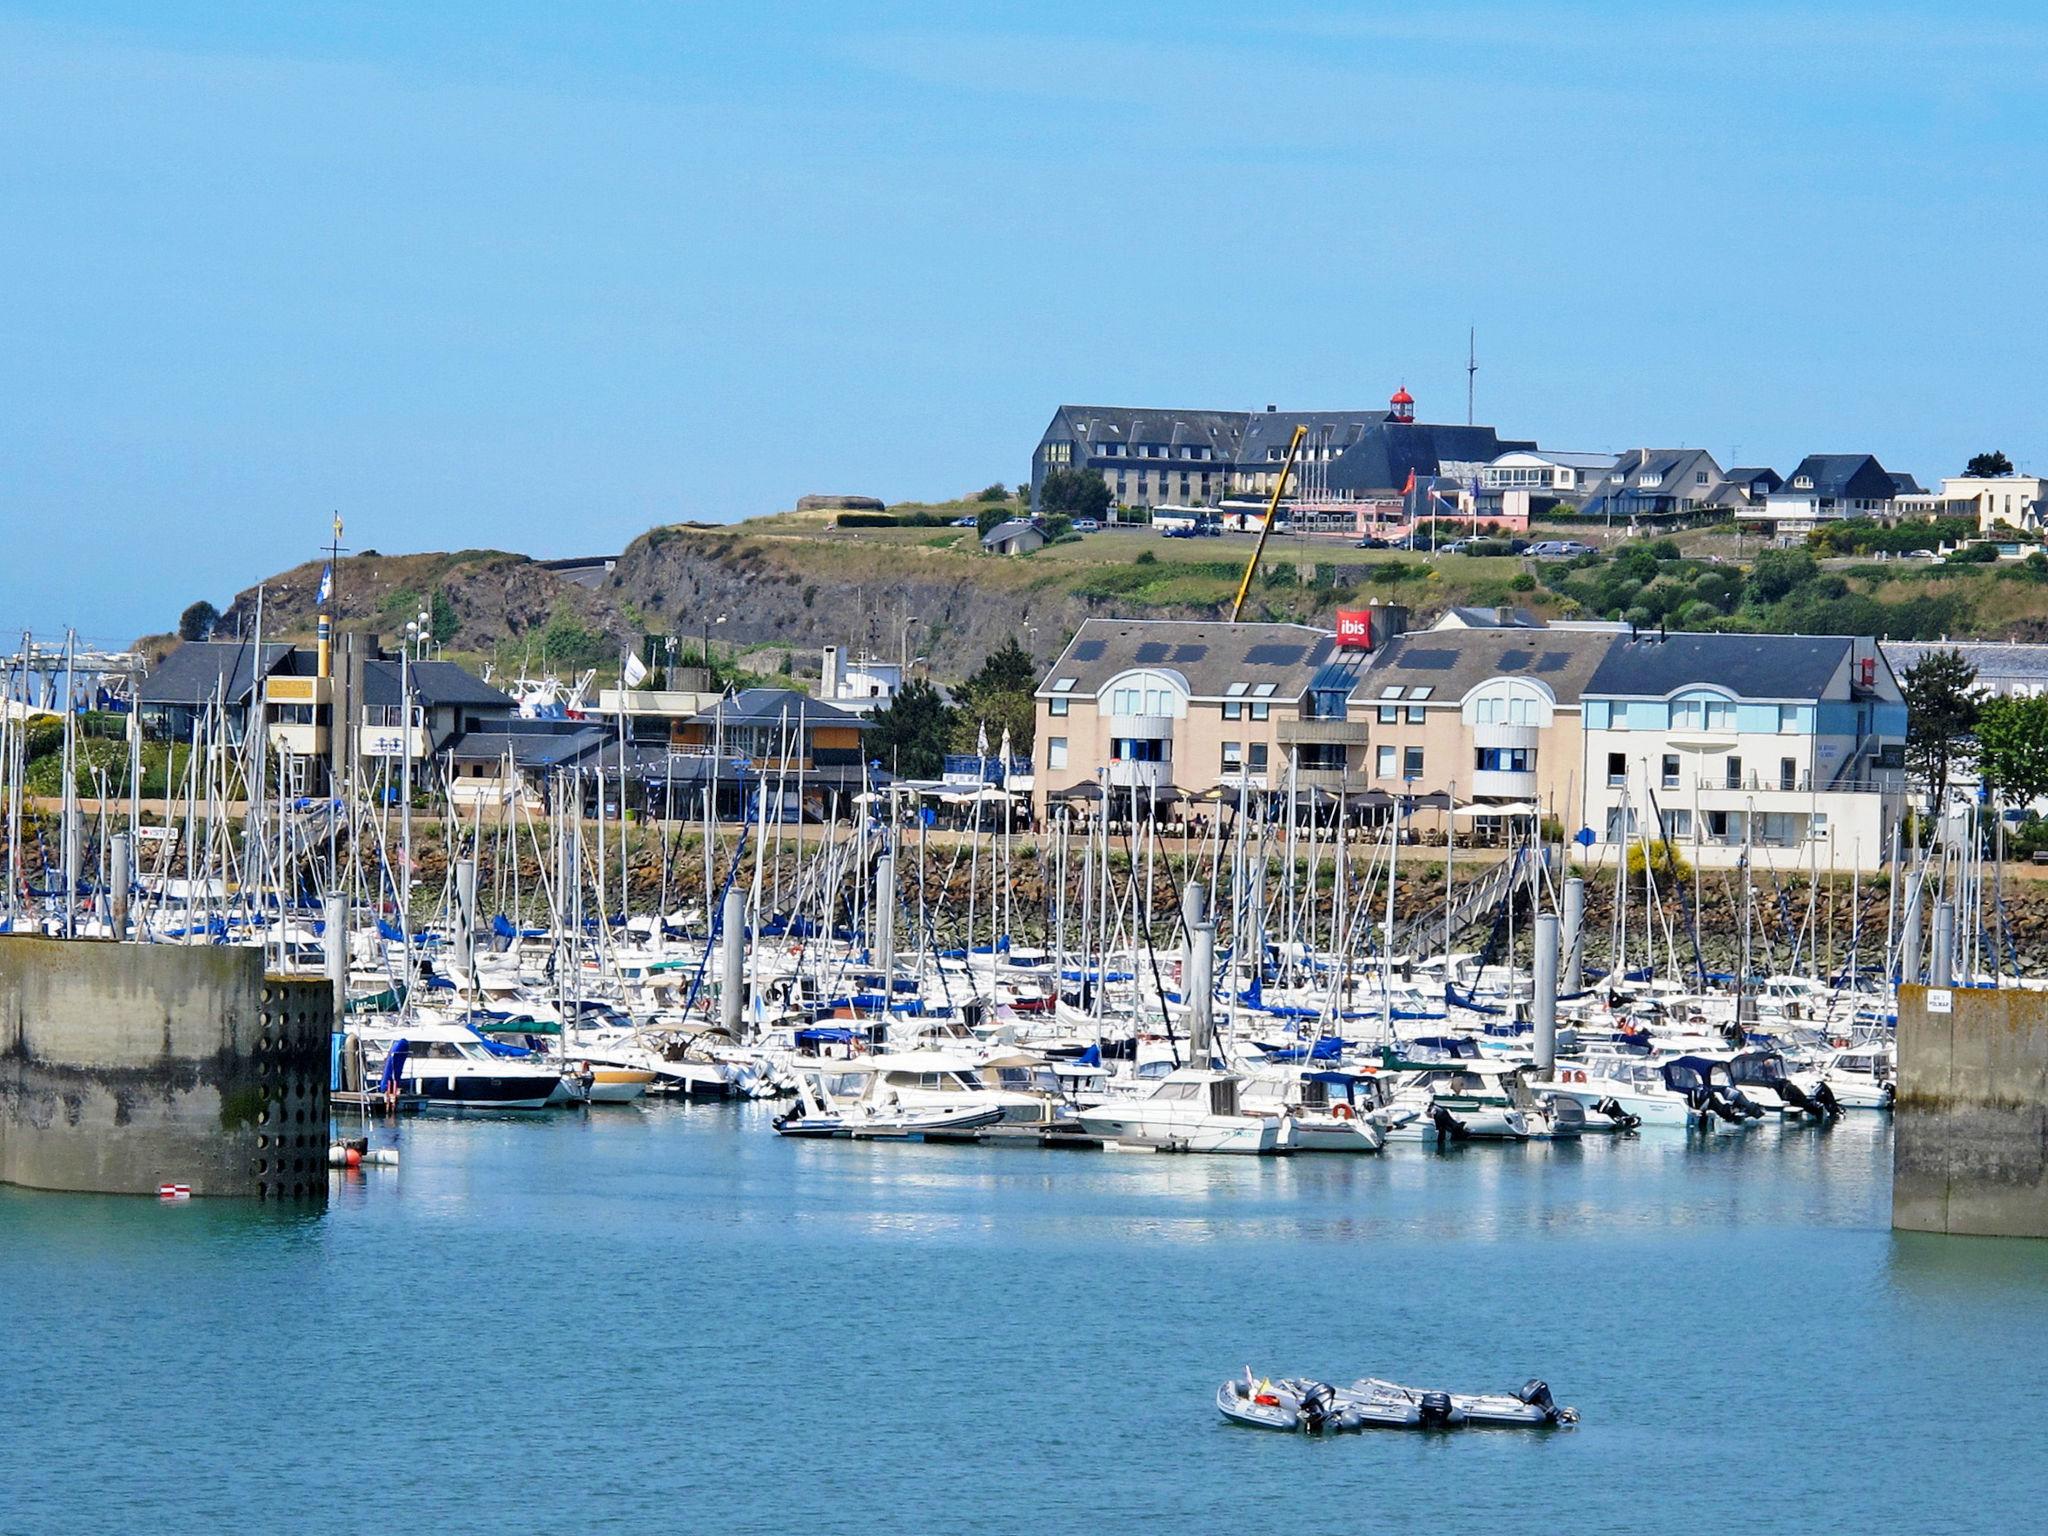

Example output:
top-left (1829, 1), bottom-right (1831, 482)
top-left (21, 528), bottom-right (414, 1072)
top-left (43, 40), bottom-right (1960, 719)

top-left (1389, 384), bottom-right (1415, 425)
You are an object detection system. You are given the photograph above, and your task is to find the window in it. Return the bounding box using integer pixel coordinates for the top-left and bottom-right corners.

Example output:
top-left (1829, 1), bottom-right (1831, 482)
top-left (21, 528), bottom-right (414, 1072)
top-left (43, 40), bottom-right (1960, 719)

top-left (1607, 752), bottom-right (1627, 787)
top-left (1250, 703), bottom-right (1269, 720)
top-left (1408, 686), bottom-right (1433, 701)
top-left (1221, 741), bottom-right (1243, 772)
top-left (1252, 683), bottom-right (1276, 698)
top-left (1378, 704), bottom-right (1399, 724)
top-left (1383, 686), bottom-right (1406, 700)
top-left (1222, 701), bottom-right (1242, 720)
top-left (1248, 742), bottom-right (1269, 772)
top-left (1663, 809), bottom-right (1693, 839)
top-left (1403, 746), bottom-right (1424, 780)
top-left (1476, 747), bottom-right (1530, 772)
top-left (1047, 737), bottom-right (1068, 770)
top-left (1695, 470), bottom-right (1709, 485)
top-left (1778, 705), bottom-right (1799, 733)
top-left (1780, 757), bottom-right (1797, 791)
top-left (1605, 806), bottom-right (1637, 841)
top-left (1474, 696), bottom-right (1500, 725)
top-left (1661, 754), bottom-right (1679, 789)
top-left (1225, 682), bottom-right (1248, 697)
top-left (1048, 697), bottom-right (1068, 716)
top-left (1406, 705), bottom-right (1426, 724)
top-left (1726, 755), bottom-right (1743, 789)
top-left (1376, 745), bottom-right (1396, 778)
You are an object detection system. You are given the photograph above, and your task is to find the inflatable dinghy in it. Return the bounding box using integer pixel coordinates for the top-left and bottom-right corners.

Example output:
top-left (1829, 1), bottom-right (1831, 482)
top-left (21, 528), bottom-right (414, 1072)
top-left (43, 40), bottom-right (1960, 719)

top-left (1219, 1369), bottom-right (1576, 1432)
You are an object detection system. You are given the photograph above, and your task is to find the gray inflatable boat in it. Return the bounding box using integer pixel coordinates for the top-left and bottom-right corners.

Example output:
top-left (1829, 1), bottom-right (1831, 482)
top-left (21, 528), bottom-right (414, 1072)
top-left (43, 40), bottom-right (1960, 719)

top-left (1218, 1369), bottom-right (1576, 1433)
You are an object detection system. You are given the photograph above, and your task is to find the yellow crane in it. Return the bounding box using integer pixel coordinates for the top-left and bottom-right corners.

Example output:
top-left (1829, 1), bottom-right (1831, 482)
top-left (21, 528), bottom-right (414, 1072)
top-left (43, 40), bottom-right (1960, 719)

top-left (1228, 422), bottom-right (1308, 623)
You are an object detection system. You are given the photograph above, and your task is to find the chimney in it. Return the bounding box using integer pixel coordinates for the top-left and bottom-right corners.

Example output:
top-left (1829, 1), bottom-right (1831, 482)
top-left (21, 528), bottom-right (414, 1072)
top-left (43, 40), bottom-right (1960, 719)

top-left (821, 645), bottom-right (842, 701)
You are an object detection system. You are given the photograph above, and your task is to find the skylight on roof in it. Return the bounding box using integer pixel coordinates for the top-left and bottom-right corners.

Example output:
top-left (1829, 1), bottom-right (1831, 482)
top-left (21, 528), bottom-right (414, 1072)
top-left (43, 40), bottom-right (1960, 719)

top-left (1053, 678), bottom-right (1076, 692)
top-left (1252, 683), bottom-right (1276, 698)
top-left (1225, 682), bottom-right (1249, 697)
top-left (1383, 685), bottom-right (1405, 699)
top-left (1409, 686), bottom-right (1433, 700)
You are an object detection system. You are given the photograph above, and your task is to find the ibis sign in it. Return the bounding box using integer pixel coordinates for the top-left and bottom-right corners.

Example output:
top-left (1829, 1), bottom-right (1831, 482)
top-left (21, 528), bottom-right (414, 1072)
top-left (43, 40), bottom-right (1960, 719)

top-left (1334, 609), bottom-right (1375, 650)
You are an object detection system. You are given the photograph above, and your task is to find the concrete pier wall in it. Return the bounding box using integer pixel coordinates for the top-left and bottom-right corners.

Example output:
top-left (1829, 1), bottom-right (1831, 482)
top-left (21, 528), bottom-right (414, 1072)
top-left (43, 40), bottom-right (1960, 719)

top-left (1894, 983), bottom-right (2048, 1238)
top-left (0, 936), bottom-right (331, 1199)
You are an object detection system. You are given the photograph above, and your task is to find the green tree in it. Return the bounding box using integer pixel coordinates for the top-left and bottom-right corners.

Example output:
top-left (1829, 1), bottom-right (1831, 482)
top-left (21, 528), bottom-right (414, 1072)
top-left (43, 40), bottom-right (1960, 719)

top-left (1902, 648), bottom-right (1983, 814)
top-left (868, 678), bottom-right (956, 778)
top-left (430, 589), bottom-right (460, 645)
top-left (1748, 547), bottom-right (1817, 604)
top-left (976, 482), bottom-right (1010, 502)
top-left (178, 600), bottom-right (219, 641)
top-left (947, 635), bottom-right (1040, 757)
top-left (1966, 450), bottom-right (2015, 478)
top-left (1977, 695), bottom-right (2048, 808)
top-left (975, 503), bottom-right (1012, 538)
top-left (1039, 467), bottom-right (1112, 518)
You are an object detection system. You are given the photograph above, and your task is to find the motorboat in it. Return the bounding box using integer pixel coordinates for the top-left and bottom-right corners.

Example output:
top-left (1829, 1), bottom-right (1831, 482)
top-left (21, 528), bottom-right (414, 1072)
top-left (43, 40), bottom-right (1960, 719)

top-left (1727, 1049), bottom-right (1842, 1119)
top-left (1346, 1376), bottom-right (1578, 1427)
top-left (1544, 1057), bottom-right (1689, 1129)
top-left (1240, 1069), bottom-right (1414, 1152)
top-left (1658, 1054), bottom-right (1768, 1131)
top-left (1799, 1040), bottom-right (1896, 1110)
top-left (358, 1021), bottom-right (566, 1110)
top-left (1074, 1068), bottom-right (1289, 1154)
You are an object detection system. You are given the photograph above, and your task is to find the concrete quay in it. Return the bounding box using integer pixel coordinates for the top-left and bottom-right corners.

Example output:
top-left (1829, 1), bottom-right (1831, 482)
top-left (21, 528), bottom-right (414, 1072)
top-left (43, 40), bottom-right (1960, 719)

top-left (0, 935), bottom-right (330, 1199)
top-left (1894, 982), bottom-right (2048, 1238)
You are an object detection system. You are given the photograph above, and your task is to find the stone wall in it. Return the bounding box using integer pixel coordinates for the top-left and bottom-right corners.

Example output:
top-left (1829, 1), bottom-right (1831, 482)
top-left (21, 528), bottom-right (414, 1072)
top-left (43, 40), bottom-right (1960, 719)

top-left (1894, 982), bottom-right (2048, 1238)
top-left (0, 936), bottom-right (330, 1200)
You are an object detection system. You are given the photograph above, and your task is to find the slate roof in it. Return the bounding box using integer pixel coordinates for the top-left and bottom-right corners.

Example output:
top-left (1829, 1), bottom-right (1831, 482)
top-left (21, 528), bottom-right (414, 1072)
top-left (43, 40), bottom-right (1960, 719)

top-left (981, 519), bottom-right (1043, 548)
top-left (1037, 619), bottom-right (1334, 700)
top-left (1777, 454), bottom-right (1898, 501)
top-left (687, 688), bottom-right (872, 730)
top-left (1439, 606), bottom-right (1546, 629)
top-left (1327, 423), bottom-right (1537, 496)
top-left (138, 641), bottom-right (301, 706)
top-left (1882, 641), bottom-right (2048, 693)
top-left (362, 659), bottom-right (515, 710)
top-left (1586, 633), bottom-right (1852, 699)
top-left (445, 725), bottom-right (609, 768)
top-left (1725, 467), bottom-right (1783, 493)
top-left (1363, 628), bottom-right (1614, 705)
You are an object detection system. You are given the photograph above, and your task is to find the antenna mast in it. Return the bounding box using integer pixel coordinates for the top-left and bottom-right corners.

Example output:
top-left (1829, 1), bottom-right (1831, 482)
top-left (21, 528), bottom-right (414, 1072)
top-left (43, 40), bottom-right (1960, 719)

top-left (1466, 327), bottom-right (1477, 426)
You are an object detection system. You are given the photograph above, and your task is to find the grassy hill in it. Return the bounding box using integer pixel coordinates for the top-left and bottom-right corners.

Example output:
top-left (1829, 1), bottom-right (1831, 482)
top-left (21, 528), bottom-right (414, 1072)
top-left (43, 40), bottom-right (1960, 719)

top-left (175, 492), bottom-right (2046, 684)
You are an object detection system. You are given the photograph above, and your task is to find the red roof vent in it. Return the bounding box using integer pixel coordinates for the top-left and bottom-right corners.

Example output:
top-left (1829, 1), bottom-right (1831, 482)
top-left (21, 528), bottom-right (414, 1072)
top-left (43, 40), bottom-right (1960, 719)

top-left (1389, 384), bottom-right (1415, 423)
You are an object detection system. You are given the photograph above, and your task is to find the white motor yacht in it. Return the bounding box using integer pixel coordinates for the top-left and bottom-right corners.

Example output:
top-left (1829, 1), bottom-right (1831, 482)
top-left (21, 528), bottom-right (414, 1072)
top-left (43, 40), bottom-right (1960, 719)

top-left (1074, 1068), bottom-right (1290, 1154)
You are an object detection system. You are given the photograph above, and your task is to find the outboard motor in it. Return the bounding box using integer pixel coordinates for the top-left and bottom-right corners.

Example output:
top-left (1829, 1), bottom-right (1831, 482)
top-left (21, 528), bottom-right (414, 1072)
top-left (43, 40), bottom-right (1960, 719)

top-left (1812, 1081), bottom-right (1843, 1118)
top-left (1429, 1105), bottom-right (1472, 1144)
top-left (1722, 1084), bottom-right (1766, 1120)
top-left (1594, 1096), bottom-right (1643, 1131)
top-left (1776, 1076), bottom-right (1834, 1118)
top-left (1418, 1391), bottom-right (1456, 1427)
top-left (1299, 1381), bottom-right (1337, 1436)
top-left (1516, 1379), bottom-right (1579, 1424)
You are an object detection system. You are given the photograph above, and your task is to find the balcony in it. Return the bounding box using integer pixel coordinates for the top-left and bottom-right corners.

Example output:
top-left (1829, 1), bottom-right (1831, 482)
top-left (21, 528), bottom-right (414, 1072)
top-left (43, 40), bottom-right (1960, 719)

top-left (1470, 768), bottom-right (1538, 798)
top-left (1277, 717), bottom-right (1368, 746)
top-left (360, 724), bottom-right (429, 760)
top-left (1107, 759), bottom-right (1172, 789)
top-left (1472, 722), bottom-right (1538, 750)
top-left (267, 723), bottom-right (329, 757)
top-left (1113, 713), bottom-right (1177, 739)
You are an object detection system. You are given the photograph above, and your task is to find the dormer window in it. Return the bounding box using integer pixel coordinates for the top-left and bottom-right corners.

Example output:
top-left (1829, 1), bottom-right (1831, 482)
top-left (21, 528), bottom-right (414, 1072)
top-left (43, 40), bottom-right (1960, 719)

top-left (1794, 475), bottom-right (1813, 490)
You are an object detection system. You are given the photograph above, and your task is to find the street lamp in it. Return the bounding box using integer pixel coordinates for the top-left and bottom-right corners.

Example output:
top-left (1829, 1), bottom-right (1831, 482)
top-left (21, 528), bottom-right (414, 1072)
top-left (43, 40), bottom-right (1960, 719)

top-left (416, 609), bottom-right (431, 660)
top-left (700, 613), bottom-right (727, 670)
top-left (899, 615), bottom-right (922, 674)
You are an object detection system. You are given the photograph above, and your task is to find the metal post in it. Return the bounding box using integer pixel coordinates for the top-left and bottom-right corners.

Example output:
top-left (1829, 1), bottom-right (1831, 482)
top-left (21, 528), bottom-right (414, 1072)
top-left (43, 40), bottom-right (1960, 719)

top-left (324, 892), bottom-right (348, 1020)
top-left (1930, 900), bottom-right (1956, 990)
top-left (873, 850), bottom-right (896, 1010)
top-left (109, 832), bottom-right (131, 939)
top-left (719, 886), bottom-right (746, 1041)
top-left (62, 810), bottom-right (80, 940)
top-left (1183, 881), bottom-right (1213, 1067)
top-left (1899, 872), bottom-right (1923, 985)
top-left (1533, 912), bottom-right (1559, 1072)
top-left (454, 857), bottom-right (477, 980)
top-left (1561, 876), bottom-right (1585, 996)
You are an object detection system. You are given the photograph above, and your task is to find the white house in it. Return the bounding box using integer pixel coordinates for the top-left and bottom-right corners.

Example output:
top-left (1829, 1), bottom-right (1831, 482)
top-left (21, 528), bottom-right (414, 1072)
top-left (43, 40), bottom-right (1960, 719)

top-left (1579, 632), bottom-right (1908, 871)
top-left (1940, 473), bottom-right (2048, 535)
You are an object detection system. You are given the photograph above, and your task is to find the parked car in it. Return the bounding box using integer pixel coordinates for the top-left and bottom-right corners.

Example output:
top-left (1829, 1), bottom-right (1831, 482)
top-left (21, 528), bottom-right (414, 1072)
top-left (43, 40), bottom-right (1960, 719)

top-left (1353, 536), bottom-right (1390, 549)
top-left (1073, 518), bottom-right (1100, 533)
top-left (950, 515), bottom-right (978, 527)
top-left (1526, 539), bottom-right (1595, 558)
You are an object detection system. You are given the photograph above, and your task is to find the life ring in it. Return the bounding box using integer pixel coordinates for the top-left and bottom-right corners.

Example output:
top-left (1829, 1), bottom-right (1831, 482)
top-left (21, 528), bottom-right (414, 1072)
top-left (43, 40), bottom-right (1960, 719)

top-left (1329, 1102), bottom-right (1355, 1120)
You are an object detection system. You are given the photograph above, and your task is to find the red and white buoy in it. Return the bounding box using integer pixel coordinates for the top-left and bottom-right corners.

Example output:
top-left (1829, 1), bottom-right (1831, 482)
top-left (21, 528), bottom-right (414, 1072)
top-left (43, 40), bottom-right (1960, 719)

top-left (157, 1183), bottom-right (191, 1200)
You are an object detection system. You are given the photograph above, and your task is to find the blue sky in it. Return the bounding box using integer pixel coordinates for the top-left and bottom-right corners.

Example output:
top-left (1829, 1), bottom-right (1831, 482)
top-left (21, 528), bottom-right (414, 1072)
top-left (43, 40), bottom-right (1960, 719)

top-left (3, 2), bottom-right (2044, 643)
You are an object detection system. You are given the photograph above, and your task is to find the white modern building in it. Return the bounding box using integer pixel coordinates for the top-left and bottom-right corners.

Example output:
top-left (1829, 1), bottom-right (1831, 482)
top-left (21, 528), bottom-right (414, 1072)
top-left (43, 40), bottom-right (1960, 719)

top-left (1580, 632), bottom-right (1908, 870)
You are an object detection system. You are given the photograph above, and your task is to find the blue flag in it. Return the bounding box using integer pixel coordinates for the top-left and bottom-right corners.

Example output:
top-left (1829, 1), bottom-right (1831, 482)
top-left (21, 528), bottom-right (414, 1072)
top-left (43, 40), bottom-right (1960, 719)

top-left (317, 563), bottom-right (333, 605)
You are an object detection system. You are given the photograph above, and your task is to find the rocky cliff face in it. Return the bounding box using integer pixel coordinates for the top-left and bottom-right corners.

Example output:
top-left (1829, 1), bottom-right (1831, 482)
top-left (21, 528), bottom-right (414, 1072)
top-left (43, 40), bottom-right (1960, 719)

top-left (600, 525), bottom-right (1207, 674)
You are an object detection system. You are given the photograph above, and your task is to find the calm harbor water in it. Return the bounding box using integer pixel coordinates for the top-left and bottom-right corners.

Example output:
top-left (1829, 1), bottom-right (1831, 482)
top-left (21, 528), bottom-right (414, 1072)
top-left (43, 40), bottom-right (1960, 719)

top-left (4, 1108), bottom-right (2045, 1535)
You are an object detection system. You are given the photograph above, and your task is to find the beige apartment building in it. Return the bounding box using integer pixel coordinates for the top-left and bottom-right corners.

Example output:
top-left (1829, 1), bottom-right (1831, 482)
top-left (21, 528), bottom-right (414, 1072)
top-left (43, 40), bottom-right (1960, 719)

top-left (1031, 618), bottom-right (1380, 814)
top-left (1342, 628), bottom-right (1612, 830)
